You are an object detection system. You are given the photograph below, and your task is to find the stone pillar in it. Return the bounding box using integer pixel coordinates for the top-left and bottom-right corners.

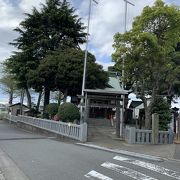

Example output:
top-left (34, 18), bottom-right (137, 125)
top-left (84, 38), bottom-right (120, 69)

top-left (80, 123), bottom-right (87, 142)
top-left (151, 113), bottom-right (159, 144)
top-left (178, 115), bottom-right (180, 140)
top-left (120, 95), bottom-right (124, 137)
top-left (84, 93), bottom-right (88, 122)
top-left (128, 127), bottom-right (136, 144)
top-left (116, 100), bottom-right (120, 138)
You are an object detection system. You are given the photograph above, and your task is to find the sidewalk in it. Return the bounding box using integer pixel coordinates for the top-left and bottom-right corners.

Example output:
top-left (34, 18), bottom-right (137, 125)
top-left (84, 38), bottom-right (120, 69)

top-left (87, 126), bottom-right (180, 160)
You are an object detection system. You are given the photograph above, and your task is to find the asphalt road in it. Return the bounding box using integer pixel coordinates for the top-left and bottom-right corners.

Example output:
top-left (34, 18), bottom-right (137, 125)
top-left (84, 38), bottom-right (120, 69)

top-left (175, 144), bottom-right (180, 160)
top-left (0, 121), bottom-right (180, 180)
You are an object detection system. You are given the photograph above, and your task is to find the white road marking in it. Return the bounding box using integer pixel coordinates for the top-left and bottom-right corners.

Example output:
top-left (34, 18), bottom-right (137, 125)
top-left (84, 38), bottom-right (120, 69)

top-left (85, 170), bottom-right (113, 180)
top-left (114, 156), bottom-right (180, 180)
top-left (101, 162), bottom-right (157, 180)
top-left (0, 171), bottom-right (5, 180)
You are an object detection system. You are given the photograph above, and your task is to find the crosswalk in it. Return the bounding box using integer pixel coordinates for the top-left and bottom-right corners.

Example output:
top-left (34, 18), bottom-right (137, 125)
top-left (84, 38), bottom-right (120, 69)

top-left (0, 171), bottom-right (5, 180)
top-left (84, 155), bottom-right (180, 180)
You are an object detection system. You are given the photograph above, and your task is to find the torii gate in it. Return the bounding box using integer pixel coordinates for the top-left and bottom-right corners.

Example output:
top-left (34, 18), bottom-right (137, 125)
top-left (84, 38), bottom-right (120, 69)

top-left (79, 88), bottom-right (128, 138)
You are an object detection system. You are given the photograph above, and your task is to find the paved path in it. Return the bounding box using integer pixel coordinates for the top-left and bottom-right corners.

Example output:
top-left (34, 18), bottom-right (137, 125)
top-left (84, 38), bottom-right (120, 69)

top-left (88, 126), bottom-right (178, 159)
top-left (174, 144), bottom-right (180, 160)
top-left (0, 121), bottom-right (180, 180)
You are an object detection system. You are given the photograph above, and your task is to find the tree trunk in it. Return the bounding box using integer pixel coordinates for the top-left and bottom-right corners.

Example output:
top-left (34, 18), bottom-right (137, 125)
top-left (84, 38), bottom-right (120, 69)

top-left (167, 95), bottom-right (173, 106)
top-left (36, 91), bottom-right (42, 111)
top-left (20, 89), bottom-right (25, 115)
top-left (63, 89), bottom-right (68, 103)
top-left (25, 87), bottom-right (31, 109)
top-left (43, 87), bottom-right (50, 113)
top-left (144, 105), bottom-right (152, 129)
top-left (58, 90), bottom-right (61, 106)
top-left (142, 97), bottom-right (152, 129)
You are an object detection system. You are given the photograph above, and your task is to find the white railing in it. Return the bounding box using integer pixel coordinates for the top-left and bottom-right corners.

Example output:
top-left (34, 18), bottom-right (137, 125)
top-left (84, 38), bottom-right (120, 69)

top-left (0, 113), bottom-right (7, 120)
top-left (5, 114), bottom-right (19, 123)
top-left (136, 129), bottom-right (152, 144)
top-left (159, 131), bottom-right (171, 144)
top-left (4, 114), bottom-right (87, 142)
top-left (125, 127), bottom-right (174, 144)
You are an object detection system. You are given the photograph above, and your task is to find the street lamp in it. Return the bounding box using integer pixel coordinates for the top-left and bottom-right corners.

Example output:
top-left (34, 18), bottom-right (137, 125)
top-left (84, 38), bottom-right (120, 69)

top-left (81, 0), bottom-right (98, 121)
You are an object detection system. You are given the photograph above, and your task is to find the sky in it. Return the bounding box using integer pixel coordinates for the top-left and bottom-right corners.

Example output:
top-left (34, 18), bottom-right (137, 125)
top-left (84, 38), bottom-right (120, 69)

top-left (0, 0), bottom-right (179, 68)
top-left (0, 0), bottom-right (180, 107)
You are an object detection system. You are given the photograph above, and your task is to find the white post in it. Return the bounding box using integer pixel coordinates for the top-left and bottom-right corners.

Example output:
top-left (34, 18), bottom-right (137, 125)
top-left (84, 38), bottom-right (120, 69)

top-left (120, 95), bottom-right (124, 137)
top-left (178, 115), bottom-right (180, 140)
top-left (80, 0), bottom-right (98, 122)
top-left (122, 0), bottom-right (135, 88)
top-left (128, 127), bottom-right (136, 144)
top-left (80, 123), bottom-right (87, 142)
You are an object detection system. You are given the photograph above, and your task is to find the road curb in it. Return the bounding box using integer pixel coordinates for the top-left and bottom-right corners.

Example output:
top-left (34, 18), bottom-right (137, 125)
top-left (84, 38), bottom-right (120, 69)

top-left (76, 143), bottom-right (165, 162)
top-left (0, 148), bottom-right (30, 180)
top-left (174, 141), bottom-right (180, 144)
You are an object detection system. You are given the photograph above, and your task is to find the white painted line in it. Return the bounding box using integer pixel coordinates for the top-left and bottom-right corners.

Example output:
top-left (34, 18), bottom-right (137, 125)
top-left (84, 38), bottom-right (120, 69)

top-left (101, 162), bottom-right (157, 180)
top-left (76, 143), bottom-right (164, 162)
top-left (114, 156), bottom-right (180, 180)
top-left (85, 170), bottom-right (113, 180)
top-left (0, 171), bottom-right (5, 180)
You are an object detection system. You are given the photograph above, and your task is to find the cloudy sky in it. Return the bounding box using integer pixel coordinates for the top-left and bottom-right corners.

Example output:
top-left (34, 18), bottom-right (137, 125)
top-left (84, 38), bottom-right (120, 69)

top-left (0, 0), bottom-right (180, 69)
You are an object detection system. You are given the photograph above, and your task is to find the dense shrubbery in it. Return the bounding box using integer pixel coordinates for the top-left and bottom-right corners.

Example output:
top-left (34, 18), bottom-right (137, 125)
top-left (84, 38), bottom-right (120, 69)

top-left (58, 103), bottom-right (80, 123)
top-left (45, 103), bottom-right (59, 119)
top-left (151, 97), bottom-right (171, 130)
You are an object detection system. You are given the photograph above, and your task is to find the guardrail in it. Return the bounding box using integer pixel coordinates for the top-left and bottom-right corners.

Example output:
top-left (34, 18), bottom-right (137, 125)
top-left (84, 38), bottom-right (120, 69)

top-left (125, 127), bottom-right (174, 144)
top-left (0, 113), bottom-right (7, 120)
top-left (4, 114), bottom-right (87, 142)
top-left (5, 114), bottom-right (19, 123)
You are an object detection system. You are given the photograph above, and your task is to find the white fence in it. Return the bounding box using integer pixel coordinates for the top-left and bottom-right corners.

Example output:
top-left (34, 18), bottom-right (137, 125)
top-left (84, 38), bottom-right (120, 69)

top-left (125, 127), bottom-right (174, 144)
top-left (5, 114), bottom-right (19, 123)
top-left (4, 114), bottom-right (87, 142)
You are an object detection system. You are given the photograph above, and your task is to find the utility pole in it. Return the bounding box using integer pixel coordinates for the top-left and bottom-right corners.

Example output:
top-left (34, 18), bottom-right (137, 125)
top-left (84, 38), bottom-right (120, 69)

top-left (80, 0), bottom-right (98, 122)
top-left (120, 0), bottom-right (135, 138)
top-left (122, 0), bottom-right (135, 89)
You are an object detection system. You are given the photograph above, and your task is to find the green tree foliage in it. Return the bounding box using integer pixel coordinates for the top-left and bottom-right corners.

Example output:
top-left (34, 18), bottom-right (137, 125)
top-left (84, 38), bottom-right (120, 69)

top-left (0, 74), bottom-right (18, 105)
top-left (112, 0), bottom-right (180, 129)
top-left (151, 97), bottom-right (171, 130)
top-left (8, 0), bottom-right (86, 109)
top-left (166, 43), bottom-right (180, 103)
top-left (28, 48), bottom-right (108, 101)
top-left (45, 103), bottom-right (59, 118)
top-left (11, 0), bottom-right (86, 56)
top-left (58, 102), bottom-right (80, 122)
top-left (4, 52), bottom-right (34, 108)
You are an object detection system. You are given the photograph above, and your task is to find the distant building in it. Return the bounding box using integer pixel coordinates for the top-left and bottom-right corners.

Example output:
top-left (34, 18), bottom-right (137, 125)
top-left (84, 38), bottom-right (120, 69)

top-left (0, 103), bottom-right (7, 113)
top-left (9, 103), bottom-right (29, 116)
top-left (80, 72), bottom-right (128, 127)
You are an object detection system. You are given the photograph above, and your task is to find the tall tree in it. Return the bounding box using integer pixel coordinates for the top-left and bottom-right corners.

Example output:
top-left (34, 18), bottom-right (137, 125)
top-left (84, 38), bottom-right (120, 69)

top-left (151, 97), bottom-right (171, 130)
top-left (0, 74), bottom-right (18, 105)
top-left (4, 52), bottom-right (33, 108)
top-left (9, 0), bottom-right (86, 109)
top-left (112, 0), bottom-right (180, 129)
top-left (28, 48), bottom-right (109, 103)
top-left (165, 43), bottom-right (180, 104)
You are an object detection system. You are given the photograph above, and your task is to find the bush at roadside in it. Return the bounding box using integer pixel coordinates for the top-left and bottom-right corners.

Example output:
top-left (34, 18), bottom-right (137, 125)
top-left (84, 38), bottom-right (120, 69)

top-left (58, 103), bottom-right (80, 123)
top-left (45, 103), bottom-right (59, 119)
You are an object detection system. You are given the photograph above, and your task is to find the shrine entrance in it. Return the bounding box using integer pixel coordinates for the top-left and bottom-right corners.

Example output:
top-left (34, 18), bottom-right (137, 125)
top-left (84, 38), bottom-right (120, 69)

top-left (79, 88), bottom-right (128, 140)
